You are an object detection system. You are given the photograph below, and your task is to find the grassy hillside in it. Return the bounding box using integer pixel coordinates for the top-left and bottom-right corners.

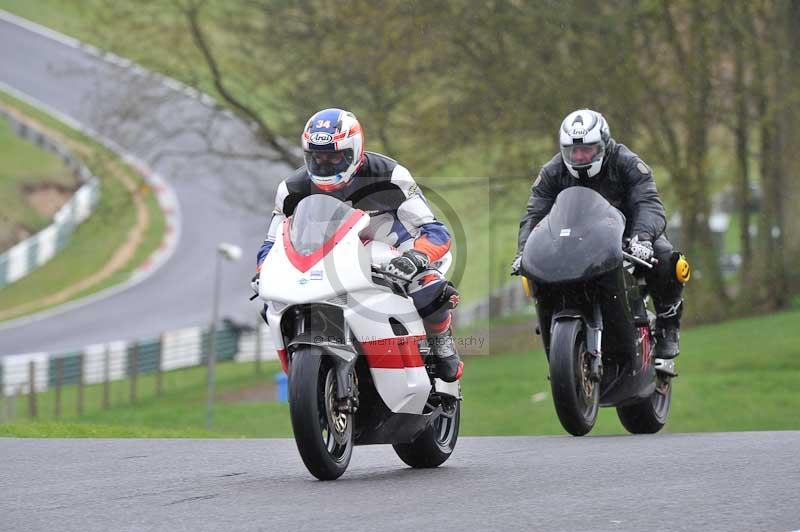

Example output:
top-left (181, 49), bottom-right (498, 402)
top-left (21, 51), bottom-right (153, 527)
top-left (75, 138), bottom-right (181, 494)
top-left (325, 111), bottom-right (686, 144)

top-left (0, 93), bottom-right (166, 321)
top-left (0, 116), bottom-right (77, 251)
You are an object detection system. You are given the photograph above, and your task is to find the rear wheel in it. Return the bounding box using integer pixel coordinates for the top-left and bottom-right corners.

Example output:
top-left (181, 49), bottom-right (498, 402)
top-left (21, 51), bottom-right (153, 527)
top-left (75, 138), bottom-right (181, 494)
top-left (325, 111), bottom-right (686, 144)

top-left (393, 398), bottom-right (460, 468)
top-left (289, 347), bottom-right (353, 480)
top-left (549, 318), bottom-right (599, 436)
top-left (617, 375), bottom-right (672, 434)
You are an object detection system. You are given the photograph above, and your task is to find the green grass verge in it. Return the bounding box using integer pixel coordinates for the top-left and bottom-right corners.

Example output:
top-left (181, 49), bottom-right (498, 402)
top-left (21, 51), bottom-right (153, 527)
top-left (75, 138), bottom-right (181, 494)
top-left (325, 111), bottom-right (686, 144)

top-left (0, 116), bottom-right (77, 249)
top-left (0, 92), bottom-right (166, 320)
top-left (464, 309), bottom-right (800, 435)
top-left (0, 0), bottom-right (89, 36)
top-left (3, 309), bottom-right (798, 437)
top-left (2, 360), bottom-right (289, 438)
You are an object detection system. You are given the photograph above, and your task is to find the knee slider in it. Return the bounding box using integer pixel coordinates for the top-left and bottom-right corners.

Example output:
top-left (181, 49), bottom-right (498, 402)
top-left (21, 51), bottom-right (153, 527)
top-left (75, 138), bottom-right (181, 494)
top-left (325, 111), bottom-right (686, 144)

top-left (673, 252), bottom-right (691, 284)
top-left (439, 282), bottom-right (460, 310)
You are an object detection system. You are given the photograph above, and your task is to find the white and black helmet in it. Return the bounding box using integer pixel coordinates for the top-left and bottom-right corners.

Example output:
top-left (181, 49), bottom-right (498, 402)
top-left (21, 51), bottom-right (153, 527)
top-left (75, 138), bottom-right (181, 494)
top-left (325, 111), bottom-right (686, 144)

top-left (559, 109), bottom-right (610, 179)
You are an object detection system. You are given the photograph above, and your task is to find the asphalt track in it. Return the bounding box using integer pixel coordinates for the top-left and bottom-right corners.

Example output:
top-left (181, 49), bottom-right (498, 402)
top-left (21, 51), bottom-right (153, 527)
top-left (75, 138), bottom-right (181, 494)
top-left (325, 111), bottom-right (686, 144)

top-left (0, 13), bottom-right (288, 355)
top-left (1, 432), bottom-right (798, 531)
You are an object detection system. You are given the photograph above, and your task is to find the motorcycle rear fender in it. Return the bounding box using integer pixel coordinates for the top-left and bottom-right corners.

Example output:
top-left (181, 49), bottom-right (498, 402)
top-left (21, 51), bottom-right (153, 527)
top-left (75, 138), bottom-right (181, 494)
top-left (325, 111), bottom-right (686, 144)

top-left (551, 309), bottom-right (585, 323)
top-left (434, 379), bottom-right (461, 399)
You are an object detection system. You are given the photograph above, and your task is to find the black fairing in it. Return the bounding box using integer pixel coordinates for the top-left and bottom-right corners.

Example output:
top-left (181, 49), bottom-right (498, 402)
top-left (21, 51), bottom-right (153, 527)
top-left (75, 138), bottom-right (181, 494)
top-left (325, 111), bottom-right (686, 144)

top-left (521, 187), bottom-right (626, 284)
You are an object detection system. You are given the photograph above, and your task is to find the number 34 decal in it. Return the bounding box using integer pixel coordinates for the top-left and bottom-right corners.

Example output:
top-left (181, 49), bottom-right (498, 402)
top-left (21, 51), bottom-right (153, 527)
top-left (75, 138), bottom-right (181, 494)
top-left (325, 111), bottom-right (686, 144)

top-left (316, 120), bottom-right (332, 128)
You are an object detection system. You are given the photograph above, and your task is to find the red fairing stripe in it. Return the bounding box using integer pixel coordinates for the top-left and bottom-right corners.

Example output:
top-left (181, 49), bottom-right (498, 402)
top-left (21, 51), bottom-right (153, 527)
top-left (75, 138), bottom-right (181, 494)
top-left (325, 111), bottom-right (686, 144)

top-left (277, 348), bottom-right (289, 374)
top-left (362, 335), bottom-right (427, 369)
top-left (640, 327), bottom-right (651, 370)
top-left (282, 210), bottom-right (366, 273)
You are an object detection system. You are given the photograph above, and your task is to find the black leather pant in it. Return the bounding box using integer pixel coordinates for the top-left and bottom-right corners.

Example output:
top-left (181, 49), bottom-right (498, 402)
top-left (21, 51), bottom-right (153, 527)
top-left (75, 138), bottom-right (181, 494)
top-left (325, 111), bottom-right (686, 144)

top-left (645, 235), bottom-right (685, 326)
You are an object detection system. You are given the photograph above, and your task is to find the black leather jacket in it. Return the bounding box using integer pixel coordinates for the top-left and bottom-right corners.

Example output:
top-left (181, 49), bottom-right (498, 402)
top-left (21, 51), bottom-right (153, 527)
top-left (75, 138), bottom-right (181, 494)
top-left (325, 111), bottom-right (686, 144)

top-left (517, 139), bottom-right (666, 252)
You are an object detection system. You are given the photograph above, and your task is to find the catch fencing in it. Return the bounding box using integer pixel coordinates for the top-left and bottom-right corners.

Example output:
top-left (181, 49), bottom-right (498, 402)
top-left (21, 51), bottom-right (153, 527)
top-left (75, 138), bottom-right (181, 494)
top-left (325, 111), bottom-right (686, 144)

top-left (0, 319), bottom-right (277, 421)
top-left (0, 108), bottom-right (100, 288)
top-left (0, 281), bottom-right (531, 422)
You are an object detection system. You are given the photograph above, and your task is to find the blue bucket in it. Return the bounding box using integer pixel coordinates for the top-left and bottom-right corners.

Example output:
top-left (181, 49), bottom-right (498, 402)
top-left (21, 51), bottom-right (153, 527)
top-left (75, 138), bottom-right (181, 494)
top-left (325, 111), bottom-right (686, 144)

top-left (274, 372), bottom-right (288, 403)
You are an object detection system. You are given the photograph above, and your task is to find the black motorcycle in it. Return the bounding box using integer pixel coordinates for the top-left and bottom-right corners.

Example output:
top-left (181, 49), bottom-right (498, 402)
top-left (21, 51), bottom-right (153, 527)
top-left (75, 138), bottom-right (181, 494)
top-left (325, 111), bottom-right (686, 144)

top-left (520, 187), bottom-right (675, 436)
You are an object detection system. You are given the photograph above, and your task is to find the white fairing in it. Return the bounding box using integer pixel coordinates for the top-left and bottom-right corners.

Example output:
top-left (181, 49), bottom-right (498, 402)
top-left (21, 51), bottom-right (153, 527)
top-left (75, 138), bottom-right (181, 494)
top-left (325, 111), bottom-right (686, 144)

top-left (260, 211), bottom-right (452, 414)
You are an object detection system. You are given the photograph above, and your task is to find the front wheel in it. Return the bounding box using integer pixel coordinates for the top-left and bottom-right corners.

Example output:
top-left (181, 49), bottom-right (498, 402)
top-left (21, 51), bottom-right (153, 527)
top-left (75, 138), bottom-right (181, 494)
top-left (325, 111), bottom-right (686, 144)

top-left (393, 398), bottom-right (460, 468)
top-left (616, 375), bottom-right (672, 434)
top-left (289, 346), bottom-right (353, 480)
top-left (549, 318), bottom-right (599, 436)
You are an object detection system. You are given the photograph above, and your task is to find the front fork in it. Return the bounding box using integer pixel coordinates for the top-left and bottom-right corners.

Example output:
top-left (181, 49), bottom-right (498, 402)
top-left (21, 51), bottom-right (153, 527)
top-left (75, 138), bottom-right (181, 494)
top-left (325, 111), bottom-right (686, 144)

top-left (551, 305), bottom-right (603, 382)
top-left (586, 304), bottom-right (604, 382)
top-left (292, 311), bottom-right (359, 414)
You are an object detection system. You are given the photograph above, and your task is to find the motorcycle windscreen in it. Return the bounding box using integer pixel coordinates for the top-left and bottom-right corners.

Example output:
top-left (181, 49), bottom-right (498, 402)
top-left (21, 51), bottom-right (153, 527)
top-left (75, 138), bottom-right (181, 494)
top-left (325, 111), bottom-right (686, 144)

top-left (521, 186), bottom-right (626, 284)
top-left (289, 195), bottom-right (358, 255)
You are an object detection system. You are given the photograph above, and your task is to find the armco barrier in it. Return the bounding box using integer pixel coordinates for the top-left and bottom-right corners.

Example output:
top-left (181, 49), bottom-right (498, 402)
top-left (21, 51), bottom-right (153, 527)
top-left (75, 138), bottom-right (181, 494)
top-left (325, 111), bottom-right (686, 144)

top-left (0, 281), bottom-right (529, 417)
top-left (0, 109), bottom-right (100, 288)
top-left (0, 320), bottom-right (276, 399)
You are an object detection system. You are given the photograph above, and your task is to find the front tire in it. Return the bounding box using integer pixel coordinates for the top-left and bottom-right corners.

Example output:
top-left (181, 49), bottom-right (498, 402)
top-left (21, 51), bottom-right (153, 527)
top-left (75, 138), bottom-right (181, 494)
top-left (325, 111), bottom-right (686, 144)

top-left (393, 398), bottom-right (460, 468)
top-left (549, 318), bottom-right (599, 436)
top-left (616, 375), bottom-right (672, 434)
top-left (289, 346), bottom-right (353, 480)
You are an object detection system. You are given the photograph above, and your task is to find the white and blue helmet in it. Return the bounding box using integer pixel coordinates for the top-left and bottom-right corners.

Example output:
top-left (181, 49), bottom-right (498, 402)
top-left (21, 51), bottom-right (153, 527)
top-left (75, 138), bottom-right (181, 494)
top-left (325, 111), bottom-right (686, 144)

top-left (301, 108), bottom-right (365, 190)
top-left (559, 109), bottom-right (610, 179)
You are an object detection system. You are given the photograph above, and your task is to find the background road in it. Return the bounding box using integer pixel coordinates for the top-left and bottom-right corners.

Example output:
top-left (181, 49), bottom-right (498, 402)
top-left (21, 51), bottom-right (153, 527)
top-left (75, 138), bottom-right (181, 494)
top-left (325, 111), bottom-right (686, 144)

top-left (0, 15), bottom-right (288, 355)
top-left (1, 432), bottom-right (798, 532)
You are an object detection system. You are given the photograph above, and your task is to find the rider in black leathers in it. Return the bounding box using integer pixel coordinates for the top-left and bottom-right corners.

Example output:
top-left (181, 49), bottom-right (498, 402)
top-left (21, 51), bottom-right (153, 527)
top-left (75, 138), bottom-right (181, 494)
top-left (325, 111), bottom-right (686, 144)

top-left (513, 109), bottom-right (688, 359)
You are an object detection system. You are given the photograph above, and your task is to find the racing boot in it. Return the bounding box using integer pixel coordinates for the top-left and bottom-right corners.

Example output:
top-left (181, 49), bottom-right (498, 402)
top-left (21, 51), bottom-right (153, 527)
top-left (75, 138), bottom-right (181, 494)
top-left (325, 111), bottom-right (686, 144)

top-left (428, 329), bottom-right (463, 382)
top-left (654, 300), bottom-right (683, 359)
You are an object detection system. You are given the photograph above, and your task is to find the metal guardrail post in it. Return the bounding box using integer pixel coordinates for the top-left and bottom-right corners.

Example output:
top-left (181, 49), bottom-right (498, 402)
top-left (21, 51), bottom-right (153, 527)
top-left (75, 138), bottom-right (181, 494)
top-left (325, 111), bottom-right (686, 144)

top-left (27, 360), bottom-right (37, 419)
top-left (130, 344), bottom-right (139, 404)
top-left (54, 358), bottom-right (63, 419)
top-left (77, 353), bottom-right (84, 417)
top-left (156, 334), bottom-right (164, 397)
top-left (103, 345), bottom-right (111, 410)
top-left (6, 390), bottom-right (18, 422)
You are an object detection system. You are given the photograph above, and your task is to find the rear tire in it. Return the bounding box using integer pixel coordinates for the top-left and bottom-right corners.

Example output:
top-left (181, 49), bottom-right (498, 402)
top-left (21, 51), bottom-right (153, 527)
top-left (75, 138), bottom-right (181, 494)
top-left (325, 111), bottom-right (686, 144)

top-left (549, 318), bottom-right (599, 436)
top-left (289, 347), bottom-right (353, 480)
top-left (393, 399), bottom-right (460, 468)
top-left (617, 376), bottom-right (672, 434)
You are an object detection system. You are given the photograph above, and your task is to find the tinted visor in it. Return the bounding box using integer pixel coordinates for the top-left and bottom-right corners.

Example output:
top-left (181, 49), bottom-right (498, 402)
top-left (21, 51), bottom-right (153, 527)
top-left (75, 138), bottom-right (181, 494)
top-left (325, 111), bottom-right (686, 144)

top-left (304, 148), bottom-right (354, 178)
top-left (561, 142), bottom-right (605, 168)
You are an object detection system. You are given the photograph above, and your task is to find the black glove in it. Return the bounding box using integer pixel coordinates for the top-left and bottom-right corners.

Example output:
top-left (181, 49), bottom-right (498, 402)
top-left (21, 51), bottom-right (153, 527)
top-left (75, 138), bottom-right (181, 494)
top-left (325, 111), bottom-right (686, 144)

top-left (385, 250), bottom-right (430, 282)
top-left (250, 273), bottom-right (260, 295)
top-left (510, 253), bottom-right (522, 276)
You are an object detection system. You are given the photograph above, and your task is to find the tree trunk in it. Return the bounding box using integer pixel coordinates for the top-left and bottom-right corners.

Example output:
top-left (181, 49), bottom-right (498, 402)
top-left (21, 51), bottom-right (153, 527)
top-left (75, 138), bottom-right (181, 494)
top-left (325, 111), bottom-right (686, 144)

top-left (731, 11), bottom-right (753, 296)
top-left (684, 1), bottom-right (730, 313)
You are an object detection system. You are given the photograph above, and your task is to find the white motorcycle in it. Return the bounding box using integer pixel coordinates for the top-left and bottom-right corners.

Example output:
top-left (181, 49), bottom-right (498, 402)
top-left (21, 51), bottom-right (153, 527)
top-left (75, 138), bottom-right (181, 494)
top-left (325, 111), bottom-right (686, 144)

top-left (258, 194), bottom-right (462, 480)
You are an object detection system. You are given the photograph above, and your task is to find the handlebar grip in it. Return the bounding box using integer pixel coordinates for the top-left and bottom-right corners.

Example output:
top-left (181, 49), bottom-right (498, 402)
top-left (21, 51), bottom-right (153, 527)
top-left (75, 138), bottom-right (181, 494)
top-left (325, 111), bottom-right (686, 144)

top-left (622, 251), bottom-right (655, 269)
